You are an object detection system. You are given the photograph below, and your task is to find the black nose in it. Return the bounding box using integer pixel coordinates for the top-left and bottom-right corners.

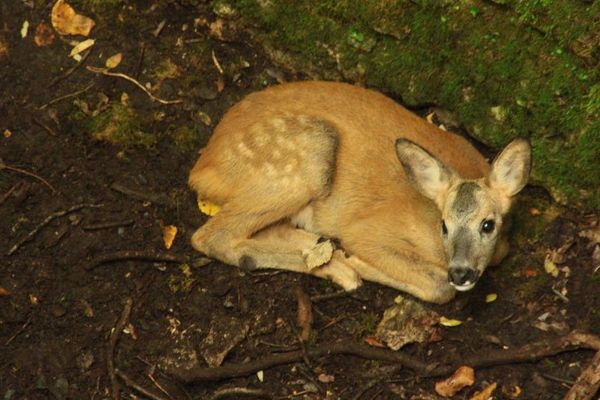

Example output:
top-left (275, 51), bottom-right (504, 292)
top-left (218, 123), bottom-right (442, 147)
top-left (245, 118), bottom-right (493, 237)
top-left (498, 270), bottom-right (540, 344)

top-left (448, 267), bottom-right (478, 286)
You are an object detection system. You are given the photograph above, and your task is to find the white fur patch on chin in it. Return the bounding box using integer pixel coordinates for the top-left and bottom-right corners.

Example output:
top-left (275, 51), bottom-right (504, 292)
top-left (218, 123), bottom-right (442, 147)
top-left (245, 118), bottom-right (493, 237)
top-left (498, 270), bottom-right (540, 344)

top-left (451, 281), bottom-right (477, 292)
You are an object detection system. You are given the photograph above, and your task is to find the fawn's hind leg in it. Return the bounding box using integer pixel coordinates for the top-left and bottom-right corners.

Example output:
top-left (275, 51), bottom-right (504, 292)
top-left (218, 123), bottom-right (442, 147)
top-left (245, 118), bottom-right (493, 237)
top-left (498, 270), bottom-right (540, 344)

top-left (190, 116), bottom-right (341, 276)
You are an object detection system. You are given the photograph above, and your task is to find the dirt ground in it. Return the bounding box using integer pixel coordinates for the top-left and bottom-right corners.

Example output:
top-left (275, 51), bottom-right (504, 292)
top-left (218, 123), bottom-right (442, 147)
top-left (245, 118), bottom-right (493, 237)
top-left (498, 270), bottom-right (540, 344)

top-left (1, 1), bottom-right (599, 399)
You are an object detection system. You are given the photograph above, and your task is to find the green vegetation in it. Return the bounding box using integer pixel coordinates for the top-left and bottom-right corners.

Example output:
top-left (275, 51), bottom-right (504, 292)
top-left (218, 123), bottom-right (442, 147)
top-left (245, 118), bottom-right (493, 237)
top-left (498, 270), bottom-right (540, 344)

top-left (229, 0), bottom-right (600, 209)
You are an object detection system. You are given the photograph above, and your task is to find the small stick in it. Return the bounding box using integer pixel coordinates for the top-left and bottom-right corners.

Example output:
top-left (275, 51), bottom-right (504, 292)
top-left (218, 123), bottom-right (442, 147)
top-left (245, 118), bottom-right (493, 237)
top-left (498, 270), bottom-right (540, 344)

top-left (85, 250), bottom-right (186, 270)
top-left (0, 161), bottom-right (56, 193)
top-left (211, 50), bottom-right (224, 75)
top-left (39, 81), bottom-right (95, 110)
top-left (110, 182), bottom-right (173, 207)
top-left (0, 182), bottom-right (21, 206)
top-left (210, 387), bottom-right (272, 400)
top-left (108, 299), bottom-right (133, 400)
top-left (5, 316), bottom-right (32, 346)
top-left (7, 203), bottom-right (103, 256)
top-left (86, 66), bottom-right (183, 105)
top-left (32, 117), bottom-right (57, 136)
top-left (563, 349), bottom-right (600, 400)
top-left (115, 369), bottom-right (171, 400)
top-left (49, 48), bottom-right (92, 88)
top-left (82, 219), bottom-right (135, 231)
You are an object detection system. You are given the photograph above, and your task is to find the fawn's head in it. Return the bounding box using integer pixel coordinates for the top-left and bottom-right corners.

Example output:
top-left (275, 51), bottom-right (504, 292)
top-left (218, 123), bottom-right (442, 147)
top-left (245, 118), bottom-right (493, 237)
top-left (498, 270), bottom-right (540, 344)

top-left (396, 138), bottom-right (531, 292)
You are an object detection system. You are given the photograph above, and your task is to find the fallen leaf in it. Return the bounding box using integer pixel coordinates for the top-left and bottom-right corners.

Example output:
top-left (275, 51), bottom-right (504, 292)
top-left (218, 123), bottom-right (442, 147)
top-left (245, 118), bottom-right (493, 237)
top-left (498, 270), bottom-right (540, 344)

top-left (426, 112), bottom-right (435, 123)
top-left (511, 385), bottom-right (522, 397)
top-left (216, 76), bottom-right (225, 92)
top-left (579, 226), bottom-right (600, 245)
top-left (440, 316), bottom-right (463, 327)
top-left (105, 52), bottom-right (123, 69)
top-left (51, 0), bottom-right (95, 37)
top-left (0, 39), bottom-right (7, 58)
top-left (529, 207), bottom-right (541, 216)
top-left (435, 366), bottom-right (475, 397)
top-left (256, 370), bottom-right (264, 382)
top-left (317, 373), bottom-right (335, 383)
top-left (197, 111), bottom-right (212, 126)
top-left (201, 316), bottom-right (250, 367)
top-left (30, 294), bottom-right (39, 305)
top-left (3, 129), bottom-right (12, 138)
top-left (375, 295), bottom-right (439, 350)
top-left (294, 284), bottom-right (313, 342)
top-left (21, 20), bottom-right (30, 39)
top-left (485, 293), bottom-right (497, 303)
top-left (162, 225), bottom-right (177, 249)
top-left (0, 287), bottom-right (10, 297)
top-left (543, 255), bottom-right (559, 277)
top-left (469, 382), bottom-right (497, 400)
top-left (364, 335), bottom-right (385, 347)
top-left (69, 38), bottom-right (95, 58)
top-left (34, 22), bottom-right (55, 46)
top-left (198, 198), bottom-right (220, 216)
top-left (521, 267), bottom-right (538, 278)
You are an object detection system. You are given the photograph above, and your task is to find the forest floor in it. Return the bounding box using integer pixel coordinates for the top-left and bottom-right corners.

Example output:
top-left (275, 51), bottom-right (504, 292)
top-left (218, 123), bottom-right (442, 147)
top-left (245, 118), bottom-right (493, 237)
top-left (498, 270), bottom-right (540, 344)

top-left (1, 1), bottom-right (599, 399)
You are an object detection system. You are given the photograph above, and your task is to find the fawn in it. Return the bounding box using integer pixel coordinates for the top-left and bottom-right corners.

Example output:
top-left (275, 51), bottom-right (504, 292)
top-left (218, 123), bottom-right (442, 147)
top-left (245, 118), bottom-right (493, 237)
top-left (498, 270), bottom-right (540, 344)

top-left (188, 81), bottom-right (531, 304)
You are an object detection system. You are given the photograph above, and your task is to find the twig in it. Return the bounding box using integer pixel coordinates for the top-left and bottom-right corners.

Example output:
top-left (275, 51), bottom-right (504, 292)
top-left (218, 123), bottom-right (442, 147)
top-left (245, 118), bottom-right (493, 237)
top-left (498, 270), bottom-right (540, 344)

top-left (39, 81), bottom-right (95, 110)
top-left (310, 290), bottom-right (350, 303)
top-left (108, 299), bottom-right (133, 400)
top-left (212, 50), bottom-right (224, 75)
top-left (0, 161), bottom-right (56, 193)
top-left (0, 182), bottom-right (22, 206)
top-left (5, 316), bottom-right (32, 346)
top-left (564, 349), bottom-right (600, 400)
top-left (32, 117), bottom-right (57, 136)
top-left (49, 48), bottom-right (92, 88)
top-left (86, 66), bottom-right (183, 105)
top-left (7, 203), bottom-right (103, 256)
top-left (85, 250), bottom-right (186, 271)
top-left (210, 387), bottom-right (272, 400)
top-left (115, 369), bottom-right (170, 400)
top-left (110, 182), bottom-right (173, 207)
top-left (164, 340), bottom-right (429, 383)
top-left (82, 219), bottom-right (135, 231)
top-left (164, 330), bottom-right (600, 384)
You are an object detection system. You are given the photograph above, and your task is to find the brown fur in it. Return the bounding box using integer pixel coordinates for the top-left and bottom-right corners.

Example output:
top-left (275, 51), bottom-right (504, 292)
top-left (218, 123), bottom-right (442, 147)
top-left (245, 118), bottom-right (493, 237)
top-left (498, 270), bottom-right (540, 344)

top-left (188, 81), bottom-right (529, 304)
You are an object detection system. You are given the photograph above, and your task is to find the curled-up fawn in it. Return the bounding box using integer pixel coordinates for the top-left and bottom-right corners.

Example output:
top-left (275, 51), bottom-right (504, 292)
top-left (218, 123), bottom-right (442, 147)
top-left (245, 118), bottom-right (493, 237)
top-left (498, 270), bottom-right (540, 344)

top-left (188, 81), bottom-right (531, 304)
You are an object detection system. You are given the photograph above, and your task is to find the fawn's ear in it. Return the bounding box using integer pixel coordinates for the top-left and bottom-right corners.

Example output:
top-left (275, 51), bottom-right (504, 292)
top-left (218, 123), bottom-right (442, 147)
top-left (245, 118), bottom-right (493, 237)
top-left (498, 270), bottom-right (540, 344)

top-left (489, 138), bottom-right (531, 198)
top-left (395, 139), bottom-right (455, 204)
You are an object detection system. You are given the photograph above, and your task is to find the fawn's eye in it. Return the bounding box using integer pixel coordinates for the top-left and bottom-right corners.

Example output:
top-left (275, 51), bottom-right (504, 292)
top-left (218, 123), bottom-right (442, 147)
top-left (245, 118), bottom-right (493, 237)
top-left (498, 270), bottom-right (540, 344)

top-left (441, 220), bottom-right (448, 235)
top-left (481, 219), bottom-right (495, 234)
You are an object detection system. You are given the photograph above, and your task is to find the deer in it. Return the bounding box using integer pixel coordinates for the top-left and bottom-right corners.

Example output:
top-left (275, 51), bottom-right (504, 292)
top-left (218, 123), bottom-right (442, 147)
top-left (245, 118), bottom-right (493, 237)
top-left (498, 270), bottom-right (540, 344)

top-left (188, 81), bottom-right (531, 304)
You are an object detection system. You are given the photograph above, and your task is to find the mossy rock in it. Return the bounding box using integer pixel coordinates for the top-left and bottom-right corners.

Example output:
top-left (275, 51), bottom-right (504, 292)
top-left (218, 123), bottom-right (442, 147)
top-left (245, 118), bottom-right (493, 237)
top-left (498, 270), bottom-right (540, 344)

top-left (229, 0), bottom-right (600, 210)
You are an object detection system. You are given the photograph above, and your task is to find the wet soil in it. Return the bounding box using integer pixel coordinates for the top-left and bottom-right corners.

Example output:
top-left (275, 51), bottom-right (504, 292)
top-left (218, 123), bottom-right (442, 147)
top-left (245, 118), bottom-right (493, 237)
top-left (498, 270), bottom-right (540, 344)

top-left (1, 1), bottom-right (599, 399)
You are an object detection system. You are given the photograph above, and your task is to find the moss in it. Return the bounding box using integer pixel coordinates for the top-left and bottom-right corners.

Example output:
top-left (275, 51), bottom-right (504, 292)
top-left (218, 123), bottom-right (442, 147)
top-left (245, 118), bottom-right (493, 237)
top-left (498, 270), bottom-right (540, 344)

top-left (233, 0), bottom-right (599, 209)
top-left (169, 125), bottom-right (209, 154)
top-left (77, 102), bottom-right (156, 148)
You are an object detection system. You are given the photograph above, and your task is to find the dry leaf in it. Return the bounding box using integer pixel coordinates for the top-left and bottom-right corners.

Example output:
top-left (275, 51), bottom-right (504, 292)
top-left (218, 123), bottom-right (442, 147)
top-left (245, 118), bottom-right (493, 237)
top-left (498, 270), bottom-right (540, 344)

top-left (317, 373), bottom-right (335, 383)
top-left (0, 40), bottom-right (7, 58)
top-left (3, 129), bottom-right (12, 138)
top-left (364, 335), bottom-right (385, 347)
top-left (105, 52), bottom-right (123, 69)
top-left (521, 267), bottom-right (538, 278)
top-left (21, 21), bottom-right (30, 39)
top-left (0, 287), bottom-right (10, 297)
top-left (256, 370), bottom-right (264, 382)
top-left (294, 284), bottom-right (313, 342)
top-left (69, 38), bottom-right (95, 58)
top-left (34, 22), bottom-right (55, 46)
top-left (529, 207), bottom-right (541, 216)
top-left (162, 225), bottom-right (177, 249)
top-left (435, 366), bottom-right (475, 397)
top-left (440, 316), bottom-right (463, 327)
top-left (51, 0), bottom-right (95, 37)
top-left (543, 255), bottom-right (559, 277)
top-left (198, 198), bottom-right (221, 216)
top-left (485, 293), bottom-right (497, 303)
top-left (469, 382), bottom-right (497, 400)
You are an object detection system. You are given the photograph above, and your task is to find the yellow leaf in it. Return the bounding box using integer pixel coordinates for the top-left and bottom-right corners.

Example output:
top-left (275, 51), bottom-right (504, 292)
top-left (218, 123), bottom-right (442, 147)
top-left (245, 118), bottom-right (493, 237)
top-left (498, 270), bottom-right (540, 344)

top-left (469, 382), bottom-right (497, 400)
top-left (440, 316), bottom-right (463, 327)
top-left (198, 198), bottom-right (221, 216)
top-left (544, 255), bottom-right (559, 277)
top-left (485, 293), bottom-right (497, 303)
top-left (51, 0), bottom-right (95, 37)
top-left (435, 366), bottom-right (475, 397)
top-left (162, 225), bottom-right (177, 249)
top-left (3, 129), bottom-right (12, 138)
top-left (105, 52), bottom-right (123, 69)
top-left (69, 38), bottom-right (95, 57)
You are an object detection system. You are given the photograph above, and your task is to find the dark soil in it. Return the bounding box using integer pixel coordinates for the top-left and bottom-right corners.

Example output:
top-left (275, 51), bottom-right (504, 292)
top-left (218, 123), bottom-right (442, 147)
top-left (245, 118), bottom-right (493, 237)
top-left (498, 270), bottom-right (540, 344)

top-left (1, 1), bottom-right (598, 399)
